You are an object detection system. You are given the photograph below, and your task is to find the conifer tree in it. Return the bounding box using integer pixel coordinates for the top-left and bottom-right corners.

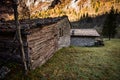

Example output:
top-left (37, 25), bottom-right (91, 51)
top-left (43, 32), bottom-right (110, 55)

top-left (102, 6), bottom-right (117, 40)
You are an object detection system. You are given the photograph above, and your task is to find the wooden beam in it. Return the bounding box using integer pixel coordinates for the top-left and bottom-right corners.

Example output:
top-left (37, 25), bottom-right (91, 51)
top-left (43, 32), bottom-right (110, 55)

top-left (12, 0), bottom-right (28, 73)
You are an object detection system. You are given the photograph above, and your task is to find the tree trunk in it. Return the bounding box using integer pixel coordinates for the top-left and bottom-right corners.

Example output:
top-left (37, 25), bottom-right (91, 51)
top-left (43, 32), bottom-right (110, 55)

top-left (13, 2), bottom-right (28, 72)
top-left (108, 31), bottom-right (111, 40)
top-left (108, 35), bottom-right (111, 40)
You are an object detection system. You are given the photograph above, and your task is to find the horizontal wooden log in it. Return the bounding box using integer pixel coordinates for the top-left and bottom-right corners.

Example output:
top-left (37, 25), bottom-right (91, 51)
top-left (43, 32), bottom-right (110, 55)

top-left (28, 36), bottom-right (56, 51)
top-left (30, 38), bottom-right (56, 59)
top-left (31, 46), bottom-right (55, 69)
top-left (31, 43), bottom-right (55, 60)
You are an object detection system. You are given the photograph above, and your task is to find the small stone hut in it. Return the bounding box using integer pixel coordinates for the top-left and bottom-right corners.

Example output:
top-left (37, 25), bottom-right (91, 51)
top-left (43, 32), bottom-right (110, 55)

top-left (0, 16), bottom-right (70, 69)
top-left (71, 29), bottom-right (100, 46)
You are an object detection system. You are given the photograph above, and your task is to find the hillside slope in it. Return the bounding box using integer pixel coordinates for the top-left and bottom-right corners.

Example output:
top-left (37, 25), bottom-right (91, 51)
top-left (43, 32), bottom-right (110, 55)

top-left (30, 0), bottom-right (120, 21)
top-left (0, 0), bottom-right (120, 21)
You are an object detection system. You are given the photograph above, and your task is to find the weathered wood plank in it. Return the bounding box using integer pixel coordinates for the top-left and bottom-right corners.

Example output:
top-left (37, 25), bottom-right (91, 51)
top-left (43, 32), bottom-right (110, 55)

top-left (31, 46), bottom-right (55, 69)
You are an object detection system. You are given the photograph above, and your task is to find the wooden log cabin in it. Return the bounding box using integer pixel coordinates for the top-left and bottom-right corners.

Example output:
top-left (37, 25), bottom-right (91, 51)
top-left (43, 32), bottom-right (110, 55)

top-left (0, 16), bottom-right (71, 69)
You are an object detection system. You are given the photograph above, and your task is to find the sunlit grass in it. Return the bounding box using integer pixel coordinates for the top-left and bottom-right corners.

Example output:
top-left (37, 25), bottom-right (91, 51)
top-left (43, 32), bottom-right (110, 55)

top-left (2, 39), bottom-right (120, 80)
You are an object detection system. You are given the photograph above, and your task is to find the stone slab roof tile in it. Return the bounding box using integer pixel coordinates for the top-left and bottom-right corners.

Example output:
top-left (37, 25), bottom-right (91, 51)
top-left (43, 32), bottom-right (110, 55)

top-left (71, 29), bottom-right (100, 37)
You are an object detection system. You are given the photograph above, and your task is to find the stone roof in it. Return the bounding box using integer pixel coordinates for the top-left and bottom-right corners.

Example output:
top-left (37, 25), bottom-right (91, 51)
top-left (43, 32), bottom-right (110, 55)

top-left (71, 29), bottom-right (100, 37)
top-left (0, 16), bottom-right (68, 32)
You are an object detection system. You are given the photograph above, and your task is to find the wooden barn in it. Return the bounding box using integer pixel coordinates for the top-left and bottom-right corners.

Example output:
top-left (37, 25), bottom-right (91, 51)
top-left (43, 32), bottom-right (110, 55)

top-left (0, 16), bottom-right (71, 69)
top-left (70, 29), bottom-right (100, 46)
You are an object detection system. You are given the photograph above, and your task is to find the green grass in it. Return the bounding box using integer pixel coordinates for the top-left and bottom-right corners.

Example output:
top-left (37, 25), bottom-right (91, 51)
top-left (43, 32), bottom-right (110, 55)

top-left (2, 39), bottom-right (120, 80)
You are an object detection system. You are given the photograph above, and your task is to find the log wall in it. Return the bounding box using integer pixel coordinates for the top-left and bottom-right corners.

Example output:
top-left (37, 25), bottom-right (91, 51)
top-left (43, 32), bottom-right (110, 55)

top-left (27, 17), bottom-right (70, 69)
top-left (27, 24), bottom-right (58, 69)
top-left (0, 16), bottom-right (71, 70)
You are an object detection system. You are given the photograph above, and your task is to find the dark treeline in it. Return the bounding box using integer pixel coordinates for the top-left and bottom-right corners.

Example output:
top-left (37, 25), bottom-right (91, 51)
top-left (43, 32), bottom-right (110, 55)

top-left (102, 7), bottom-right (119, 40)
top-left (71, 7), bottom-right (120, 39)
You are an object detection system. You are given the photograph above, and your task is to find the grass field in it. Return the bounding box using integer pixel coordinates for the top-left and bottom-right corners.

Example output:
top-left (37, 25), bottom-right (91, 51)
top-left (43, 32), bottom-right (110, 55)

top-left (2, 39), bottom-right (120, 80)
